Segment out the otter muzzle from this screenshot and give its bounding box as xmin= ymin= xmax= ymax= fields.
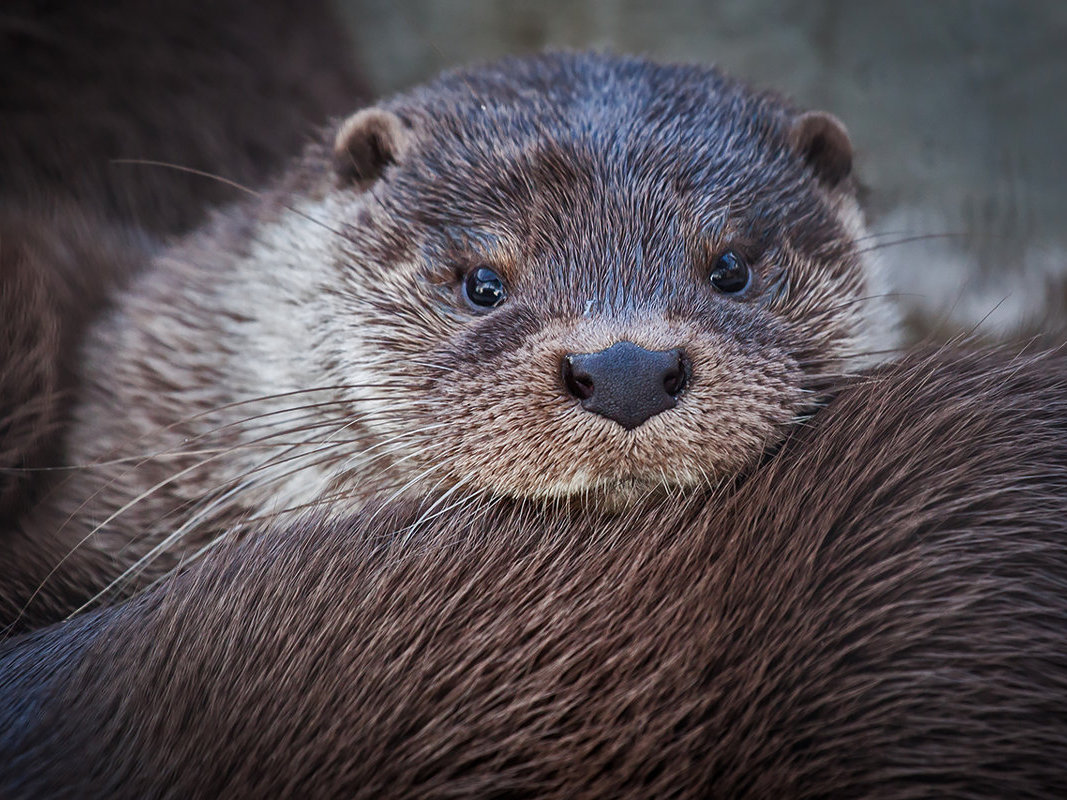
xmin=562 ymin=341 xmax=688 ymax=430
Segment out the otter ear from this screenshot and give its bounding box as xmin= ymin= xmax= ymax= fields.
xmin=789 ymin=111 xmax=853 ymax=189
xmin=333 ymin=108 xmax=411 ymax=188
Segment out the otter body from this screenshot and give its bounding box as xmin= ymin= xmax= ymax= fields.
xmin=4 ymin=53 xmax=897 ymax=629
xmin=3 ymin=348 xmax=1066 ymax=798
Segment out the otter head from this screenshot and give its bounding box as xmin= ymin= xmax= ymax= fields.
xmin=318 ymin=53 xmax=896 ymax=507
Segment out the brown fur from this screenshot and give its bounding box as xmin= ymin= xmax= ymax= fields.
xmin=0 ymin=0 xmax=367 ymax=602
xmin=0 ymin=0 xmax=368 ymax=234
xmin=0 ymin=207 xmax=145 ymax=520
xmin=2 ymin=53 xmax=898 ymax=630
xmin=2 ymin=347 xmax=1066 ymax=797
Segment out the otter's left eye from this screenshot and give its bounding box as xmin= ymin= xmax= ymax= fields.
xmin=709 ymin=251 xmax=751 ymax=294
xmin=464 ymin=266 xmax=507 ymax=309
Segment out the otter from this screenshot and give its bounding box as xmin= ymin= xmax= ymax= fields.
xmin=2 ymin=53 xmax=898 ymax=630
xmin=2 ymin=347 xmax=1065 ymax=798
xmin=0 ymin=0 xmax=367 ymax=624
xmin=0 ymin=207 xmax=142 ymax=519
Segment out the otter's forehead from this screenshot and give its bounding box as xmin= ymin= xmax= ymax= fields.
xmin=368 ymin=55 xmax=842 ymax=311
xmin=388 ymin=54 xmax=806 ymax=214
xmin=397 ymin=52 xmax=789 ymax=147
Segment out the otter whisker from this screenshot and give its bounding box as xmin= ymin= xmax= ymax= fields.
xmin=78 ymin=409 xmax=419 ymax=603
xmin=853 ymin=231 xmax=977 ymax=256
xmin=157 ymin=419 xmax=458 ymax=536
xmin=111 ymin=159 xmax=264 ymax=199
xmin=13 ymin=421 xmax=388 ymax=629
xmin=19 ymin=457 xmax=243 ymax=624
xmin=395 ymin=475 xmax=485 ymax=545
xmin=44 ymin=388 xmax=395 ymax=470
xmin=164 ymin=451 xmax=472 ymax=570
xmin=848 ymin=228 xmax=946 ymax=244
xmin=43 ymin=417 xmax=354 ymax=474
xmin=56 ymin=412 xmax=372 ymax=530
xmin=366 ymin=452 xmax=470 ymax=523
xmin=817 ymin=292 xmax=920 ymax=318
xmin=124 ymin=529 xmax=231 ymax=603
xmin=210 ymin=423 xmax=454 ymax=506
xmin=112 ymin=158 xmax=352 ymax=242
xmin=145 ymin=452 xmax=462 ymax=601
xmin=74 ymin=480 xmax=257 ymax=613
xmin=48 ymin=400 xmax=441 ymax=546
xmin=4 ymin=397 xmax=360 ymax=473
xmin=44 ymin=408 xmax=385 ymax=577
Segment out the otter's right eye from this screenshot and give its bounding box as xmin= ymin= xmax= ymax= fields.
xmin=709 ymin=250 xmax=751 ymax=294
xmin=464 ymin=267 xmax=508 ymax=309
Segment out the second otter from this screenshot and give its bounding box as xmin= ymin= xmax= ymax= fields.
xmin=6 ymin=53 xmax=897 ymax=628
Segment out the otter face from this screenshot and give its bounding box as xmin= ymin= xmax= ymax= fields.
xmin=322 ymin=53 xmax=897 ymax=505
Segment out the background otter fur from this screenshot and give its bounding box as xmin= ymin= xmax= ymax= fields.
xmin=2 ymin=347 xmax=1066 ymax=797
xmin=0 ymin=0 xmax=366 ymax=559
xmin=0 ymin=0 xmax=368 ymax=235
xmin=0 ymin=207 xmax=142 ymax=518
xmin=3 ymin=52 xmax=898 ymax=630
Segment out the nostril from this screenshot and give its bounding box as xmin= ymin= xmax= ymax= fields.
xmin=662 ymin=352 xmax=688 ymax=397
xmin=662 ymin=367 xmax=682 ymax=397
xmin=573 ymin=374 xmax=595 ymax=399
xmin=562 ymin=356 xmax=595 ymax=400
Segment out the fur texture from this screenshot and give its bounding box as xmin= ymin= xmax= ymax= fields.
xmin=2 ymin=347 xmax=1065 ymax=797
xmin=4 ymin=53 xmax=899 ymax=629
xmin=0 ymin=0 xmax=368 ymax=234
xmin=0 ymin=0 xmax=367 ymax=625
xmin=0 ymin=206 xmax=143 ymax=519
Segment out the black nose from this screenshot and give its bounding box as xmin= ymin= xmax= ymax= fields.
xmin=561 ymin=341 xmax=688 ymax=430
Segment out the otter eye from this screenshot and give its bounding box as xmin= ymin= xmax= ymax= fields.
xmin=463 ymin=266 xmax=507 ymax=309
xmin=709 ymin=251 xmax=750 ymax=294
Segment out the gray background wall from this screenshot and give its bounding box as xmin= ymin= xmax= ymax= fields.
xmin=336 ymin=0 xmax=1067 ymax=338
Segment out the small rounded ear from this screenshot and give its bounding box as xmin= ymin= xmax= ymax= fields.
xmin=789 ymin=111 xmax=853 ymax=189
xmin=333 ymin=108 xmax=411 ymax=188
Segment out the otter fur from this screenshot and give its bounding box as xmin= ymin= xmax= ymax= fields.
xmin=0 ymin=0 xmax=367 ymax=517
xmin=2 ymin=347 xmax=1065 ymax=798
xmin=0 ymin=0 xmax=366 ymax=607
xmin=0 ymin=0 xmax=368 ymax=235
xmin=0 ymin=206 xmax=144 ymax=519
xmin=3 ymin=52 xmax=898 ymax=630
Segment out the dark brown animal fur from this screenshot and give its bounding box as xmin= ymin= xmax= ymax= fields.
xmin=0 ymin=0 xmax=367 ymax=525
xmin=0 ymin=206 xmax=144 ymax=519
xmin=0 ymin=0 xmax=368 ymax=234
xmin=3 ymin=347 xmax=1066 ymax=798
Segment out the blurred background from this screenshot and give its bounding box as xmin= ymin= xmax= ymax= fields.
xmin=337 ymin=0 xmax=1067 ymax=340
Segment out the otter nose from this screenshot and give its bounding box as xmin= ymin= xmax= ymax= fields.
xmin=561 ymin=341 xmax=688 ymax=430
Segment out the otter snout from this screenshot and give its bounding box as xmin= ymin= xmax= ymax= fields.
xmin=562 ymin=341 xmax=688 ymax=430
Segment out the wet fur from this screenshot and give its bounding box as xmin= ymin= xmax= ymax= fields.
xmin=2 ymin=348 xmax=1066 ymax=797
xmin=3 ymin=53 xmax=898 ymax=629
